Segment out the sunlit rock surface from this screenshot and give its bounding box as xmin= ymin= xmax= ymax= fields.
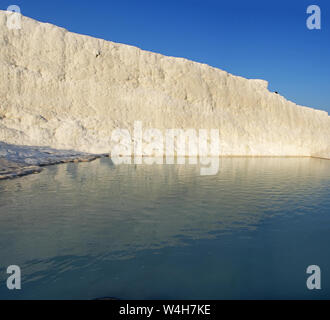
xmin=0 ymin=10 xmax=329 ymax=158
xmin=0 ymin=142 xmax=101 ymax=180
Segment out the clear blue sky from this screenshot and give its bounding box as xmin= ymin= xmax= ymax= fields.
xmin=2 ymin=0 xmax=329 ymax=113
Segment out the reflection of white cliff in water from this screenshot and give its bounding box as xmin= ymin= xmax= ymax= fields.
xmin=0 ymin=157 xmax=329 ymax=271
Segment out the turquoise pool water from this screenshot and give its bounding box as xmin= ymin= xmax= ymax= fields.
xmin=0 ymin=157 xmax=329 ymax=299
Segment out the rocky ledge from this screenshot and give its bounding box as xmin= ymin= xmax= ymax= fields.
xmin=0 ymin=142 xmax=105 ymax=180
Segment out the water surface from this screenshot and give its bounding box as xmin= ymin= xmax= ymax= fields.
xmin=0 ymin=157 xmax=329 ymax=299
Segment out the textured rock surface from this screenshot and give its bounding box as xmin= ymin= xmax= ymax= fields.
xmin=0 ymin=10 xmax=329 ymax=158
xmin=0 ymin=142 xmax=102 ymax=180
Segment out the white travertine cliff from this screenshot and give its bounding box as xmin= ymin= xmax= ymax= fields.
xmin=0 ymin=11 xmax=329 ymax=158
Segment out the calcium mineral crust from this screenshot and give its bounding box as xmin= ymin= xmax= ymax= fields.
xmin=0 ymin=10 xmax=329 ymax=159
xmin=0 ymin=142 xmax=102 ymax=180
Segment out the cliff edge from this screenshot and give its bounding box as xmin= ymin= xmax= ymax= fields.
xmin=0 ymin=10 xmax=329 ymax=158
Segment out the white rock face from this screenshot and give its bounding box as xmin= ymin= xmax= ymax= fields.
xmin=0 ymin=11 xmax=329 ymax=158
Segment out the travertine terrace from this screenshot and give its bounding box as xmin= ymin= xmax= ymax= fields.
xmin=0 ymin=10 xmax=329 ymax=159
